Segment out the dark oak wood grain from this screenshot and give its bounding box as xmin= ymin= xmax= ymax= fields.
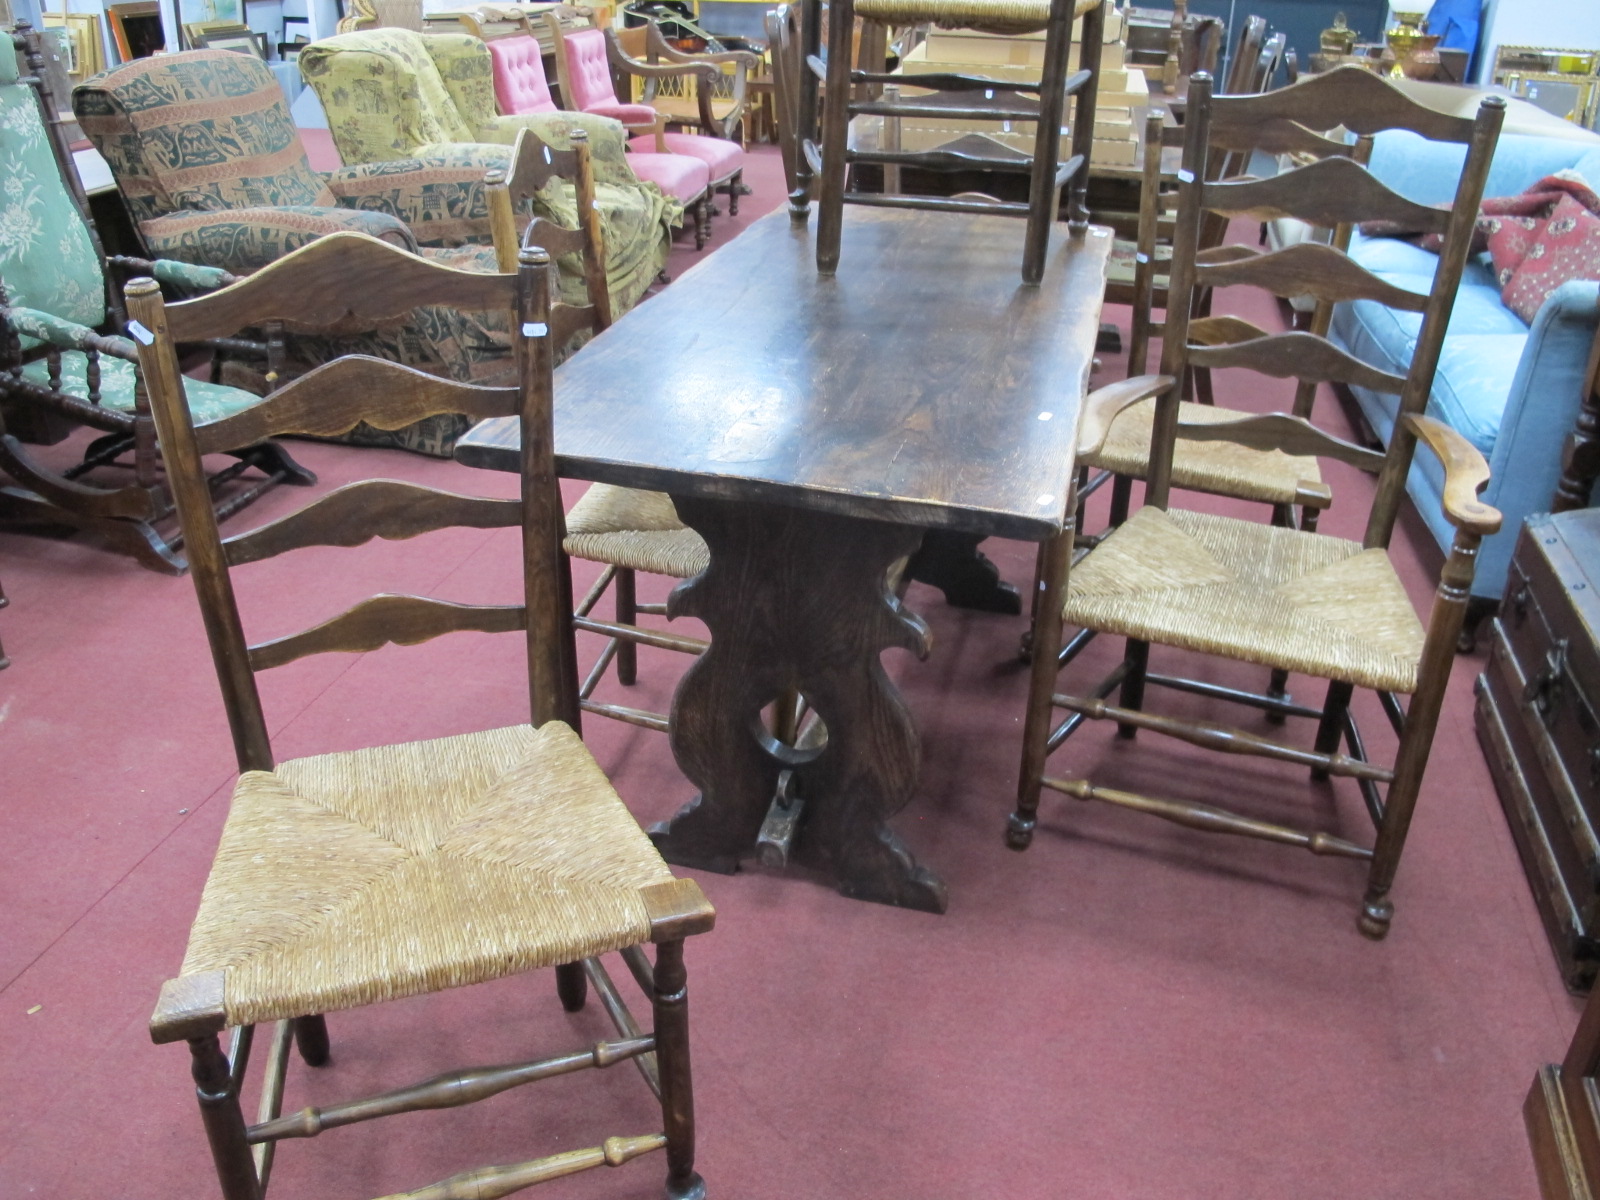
xmin=459 ymin=205 xmax=1111 ymax=910
xmin=457 ymin=207 xmax=1112 ymax=540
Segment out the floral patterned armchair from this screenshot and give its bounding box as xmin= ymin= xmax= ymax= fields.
xmin=73 ymin=49 xmax=519 ymax=452
xmin=299 ymin=29 xmax=676 ymax=310
xmin=1 ymin=28 xmax=312 ymax=572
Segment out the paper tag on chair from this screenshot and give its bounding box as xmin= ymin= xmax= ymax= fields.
xmin=126 ymin=320 xmax=154 ymax=345
xmin=522 ymin=322 xmax=549 ymax=337
xmin=1177 ymin=168 xmax=1195 ymax=183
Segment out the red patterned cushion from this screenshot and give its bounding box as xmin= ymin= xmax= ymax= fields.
xmin=1498 ymin=193 xmax=1600 ymax=323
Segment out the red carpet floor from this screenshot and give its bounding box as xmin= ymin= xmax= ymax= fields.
xmin=0 ymin=145 xmax=1580 ymax=1198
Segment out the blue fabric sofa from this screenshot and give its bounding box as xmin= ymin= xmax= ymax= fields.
xmin=1330 ymin=129 xmax=1600 ymax=617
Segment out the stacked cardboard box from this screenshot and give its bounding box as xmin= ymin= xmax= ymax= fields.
xmin=887 ymin=5 xmax=1145 ymax=168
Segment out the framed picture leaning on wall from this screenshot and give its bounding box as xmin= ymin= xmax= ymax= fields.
xmin=106 ymin=1 xmax=166 ymax=61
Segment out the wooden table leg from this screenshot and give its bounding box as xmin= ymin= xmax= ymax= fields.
xmin=905 ymin=529 xmax=1022 ymax=615
xmin=650 ymin=495 xmax=950 ymax=913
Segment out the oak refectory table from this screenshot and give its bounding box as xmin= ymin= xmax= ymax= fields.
xmin=456 ymin=206 xmax=1112 ymax=913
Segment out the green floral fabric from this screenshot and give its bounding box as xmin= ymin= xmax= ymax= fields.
xmin=0 ymin=54 xmax=107 ymax=349
xmin=4 ymin=306 xmax=124 ymax=352
xmin=300 ymin=31 xmax=673 ymax=310
xmin=20 ymin=351 xmax=262 ymax=424
xmin=148 ymin=259 xmax=233 ymax=290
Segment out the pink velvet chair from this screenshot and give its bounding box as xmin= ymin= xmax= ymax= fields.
xmin=545 ymin=17 xmax=752 ymax=230
xmin=488 ymin=34 xmax=714 ymax=248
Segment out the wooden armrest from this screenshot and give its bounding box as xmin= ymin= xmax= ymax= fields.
xmin=1403 ymin=413 xmax=1501 ymax=537
xmin=639 ymin=18 xmax=759 ymax=69
xmin=604 ymin=30 xmax=718 ymax=83
xmin=1077 ymin=374 xmax=1177 ymax=457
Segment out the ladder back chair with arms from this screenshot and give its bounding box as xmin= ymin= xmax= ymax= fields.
xmin=1094 ymin=64 xmax=1384 ymax=545
xmin=486 ymin=127 xmax=711 ymax=734
xmin=805 ymin=0 xmax=1107 ymax=282
xmin=132 ymin=233 xmax=714 ymax=1200
xmin=1011 ymin=70 xmax=1506 ymax=939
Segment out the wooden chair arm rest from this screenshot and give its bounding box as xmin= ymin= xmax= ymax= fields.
xmin=1077 ymin=374 xmax=1177 ymax=457
xmin=604 ymin=30 xmax=718 ymax=82
xmin=643 ymin=19 xmax=758 ymax=68
xmin=1403 ymin=413 xmax=1502 ymax=537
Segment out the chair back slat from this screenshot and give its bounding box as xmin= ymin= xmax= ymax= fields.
xmin=488 ymin=128 xmax=611 ymax=328
xmin=1187 ymin=331 xmax=1409 ymax=395
xmin=550 ymin=302 xmax=601 ymax=349
xmin=1187 ymin=314 xmax=1271 ymax=345
xmin=248 ymin=596 xmax=526 ymax=671
xmin=1209 ymin=64 xmax=1478 ymax=148
xmin=1175 ymin=411 xmax=1389 ymax=475
xmin=192 ymin=358 xmax=517 ymax=457
xmin=129 ymin=234 xmax=577 ymax=774
xmin=1203 ymin=157 xmax=1450 ymax=235
xmin=1245 ymin=118 xmax=1351 ymax=159
xmin=160 ymin=233 xmax=515 ymax=344
xmin=1195 ymin=244 xmax=1429 ymax=313
xmin=223 ymin=481 xmax=521 ymax=566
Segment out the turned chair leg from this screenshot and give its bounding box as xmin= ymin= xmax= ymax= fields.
xmin=615 ymin=567 xmax=639 ymax=686
xmin=653 ymin=940 xmax=704 ymax=1200
xmin=1116 ymin=639 xmax=1149 ymax=739
xmin=814 ymin=0 xmax=854 ymax=273
xmin=188 ymin=1034 xmax=261 ymax=1200
xmin=1310 ymin=680 xmax=1353 ymax=781
xmin=728 ymin=170 xmax=742 ymax=216
xmin=292 ymin=1014 xmax=330 ymax=1066
xmin=0 ymin=578 xmax=9 ymax=670
xmin=555 ymin=961 xmax=588 ymax=1012
xmin=1010 ymin=526 xmax=1074 ymax=850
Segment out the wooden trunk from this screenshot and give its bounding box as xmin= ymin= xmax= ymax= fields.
xmin=1476 ymin=509 xmax=1600 ymax=993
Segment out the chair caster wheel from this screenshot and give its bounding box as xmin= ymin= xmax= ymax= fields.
xmin=1358 ymin=897 xmax=1393 ymax=940
xmin=1005 ymin=813 xmax=1035 ymax=850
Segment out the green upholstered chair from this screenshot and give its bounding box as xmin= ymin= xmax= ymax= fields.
xmin=0 ymin=27 xmax=312 ymax=573
xmin=300 ymin=29 xmax=676 ymax=311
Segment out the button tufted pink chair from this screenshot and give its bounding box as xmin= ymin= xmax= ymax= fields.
xmin=546 ymin=16 xmax=754 ymax=233
xmin=489 ymin=33 xmax=714 ymax=247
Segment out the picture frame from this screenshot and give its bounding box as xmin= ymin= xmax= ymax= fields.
xmin=106 ymin=1 xmax=167 ymax=62
xmin=194 ymin=27 xmax=271 ymax=58
xmin=185 ymin=18 xmax=249 ymax=45
xmin=179 ymin=0 xmax=245 ymax=29
xmin=40 ymin=13 xmax=106 ymax=80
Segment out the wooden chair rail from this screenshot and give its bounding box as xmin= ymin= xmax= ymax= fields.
xmin=248 ymin=1034 xmax=657 ymax=1143
xmin=160 ymin=233 xmax=515 ymax=345
xmin=1204 ymin=157 xmax=1452 ymax=235
xmin=1185 ymin=332 xmax=1410 ymax=395
xmin=224 ymin=482 xmax=521 ymax=566
xmin=192 ymin=357 xmax=518 ymax=458
xmin=247 ymin=595 xmax=526 ymax=672
xmin=1194 ymin=243 xmax=1430 ymax=312
xmin=1207 ymin=64 xmax=1480 ymax=146
xmin=1174 ymin=412 xmax=1389 ymax=474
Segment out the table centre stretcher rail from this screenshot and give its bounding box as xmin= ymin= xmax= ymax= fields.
xmin=458 ymin=206 xmax=1112 ymax=911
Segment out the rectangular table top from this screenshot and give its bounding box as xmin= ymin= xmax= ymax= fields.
xmin=455 ymin=205 xmax=1112 ymax=541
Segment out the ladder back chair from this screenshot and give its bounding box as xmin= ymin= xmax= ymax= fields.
xmin=804 ymin=0 xmax=1107 ymax=282
xmin=488 ymin=127 xmax=711 ymax=736
xmin=132 ymin=232 xmax=714 ymax=1200
xmin=1011 ymin=70 xmax=1507 ymax=940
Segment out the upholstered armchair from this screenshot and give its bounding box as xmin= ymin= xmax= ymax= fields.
xmin=299 ymin=29 xmax=676 ymax=308
xmin=72 ymin=50 xmax=504 ymax=271
xmin=71 ymin=47 xmax=529 ymax=455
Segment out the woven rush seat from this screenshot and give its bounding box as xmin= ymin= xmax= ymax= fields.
xmin=1083 ymin=398 xmax=1331 ymax=507
xmin=565 ymin=484 xmax=710 ymax=579
xmin=178 ymin=721 xmax=674 ymax=1029
xmin=1064 ymin=506 xmax=1423 ymax=693
xmin=854 ymin=0 xmax=1097 ymax=34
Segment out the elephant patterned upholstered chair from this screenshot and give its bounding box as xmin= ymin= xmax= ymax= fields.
xmin=300 ymin=29 xmax=679 ymax=307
